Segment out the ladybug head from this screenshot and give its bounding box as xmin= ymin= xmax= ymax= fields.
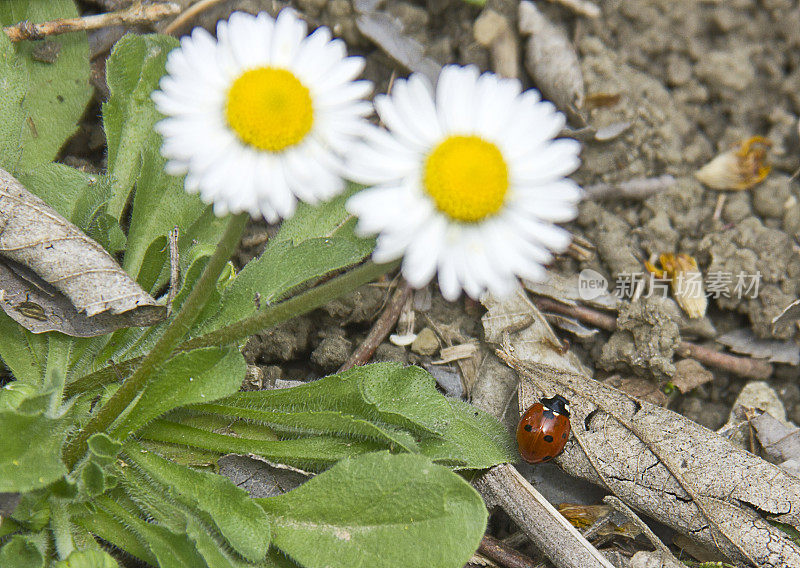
xmin=541 ymin=394 xmax=570 ymax=417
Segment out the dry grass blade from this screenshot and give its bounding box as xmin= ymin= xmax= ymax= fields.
xmin=0 ymin=168 xmax=164 ymax=336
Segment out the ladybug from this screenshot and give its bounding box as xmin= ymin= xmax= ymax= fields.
xmin=516 ymin=394 xmax=571 ymax=464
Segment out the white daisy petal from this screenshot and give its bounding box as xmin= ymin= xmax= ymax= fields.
xmin=348 ymin=64 xmax=582 ymax=300
xmin=153 ymin=9 xmax=371 ymax=222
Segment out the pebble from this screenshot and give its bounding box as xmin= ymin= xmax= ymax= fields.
xmin=411 ymin=327 xmax=440 ymax=356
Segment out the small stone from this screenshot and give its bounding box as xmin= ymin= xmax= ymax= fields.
xmin=373 ymin=343 xmax=408 ymax=364
xmin=695 ymin=50 xmax=755 ymax=92
xmin=730 ymin=381 xmax=786 ymax=422
xmin=311 ymin=335 xmax=353 ymax=371
xmin=242 ymin=366 xmax=263 ymax=391
xmin=411 ymin=327 xmax=439 ymax=356
xmin=261 ymin=365 xmax=284 ymax=388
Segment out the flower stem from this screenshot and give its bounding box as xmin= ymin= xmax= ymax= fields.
xmin=63 ymin=259 xmax=399 ymax=398
xmin=180 ymin=259 xmax=400 ymax=351
xmin=63 ymin=213 xmax=249 ymax=468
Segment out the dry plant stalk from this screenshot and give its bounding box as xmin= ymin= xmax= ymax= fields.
xmin=484 ymin=291 xmax=800 ymax=567
xmin=474 ymin=464 xmax=615 ymax=568
xmin=0 ymin=168 xmax=164 ymax=336
xmin=3 ymin=2 xmax=180 ymax=42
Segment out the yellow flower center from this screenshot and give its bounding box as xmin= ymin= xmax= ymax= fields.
xmin=423 ymin=135 xmax=509 ymax=223
xmin=225 ymin=67 xmax=313 ymax=152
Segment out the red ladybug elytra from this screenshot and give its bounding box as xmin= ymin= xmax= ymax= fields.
xmin=516 ymin=394 xmax=571 ymax=464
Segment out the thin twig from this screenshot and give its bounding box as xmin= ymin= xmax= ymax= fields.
xmin=583 ymin=175 xmax=676 ymax=201
xmin=478 ymin=534 xmax=542 ymax=568
xmin=164 ymin=0 xmax=228 ymax=35
xmin=530 ymin=295 xmax=773 ymax=379
xmin=3 ymin=2 xmax=180 ymax=42
xmin=338 ymin=280 xmax=412 ymax=372
xmin=166 ymin=227 xmax=180 ymax=317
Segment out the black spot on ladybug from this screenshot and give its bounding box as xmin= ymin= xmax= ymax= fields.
xmin=524 ymin=424 xmax=533 ymax=432
xmin=542 ymin=408 xmax=555 ymax=419
xmin=542 ymin=456 xmax=552 ymax=461
xmin=562 ymin=433 xmax=567 ymax=439
xmin=543 ymin=435 xmax=554 ymax=443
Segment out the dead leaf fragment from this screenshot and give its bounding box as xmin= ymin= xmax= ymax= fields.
xmin=0 ymin=168 xmax=164 ymax=336
xmin=747 ymin=409 xmax=800 ymax=466
xmin=671 ymin=359 xmax=714 ymax=394
xmin=354 ymin=6 xmax=441 ymax=85
xmin=717 ymin=328 xmax=799 ymax=365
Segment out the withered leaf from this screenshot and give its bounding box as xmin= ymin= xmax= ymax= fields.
xmin=519 ymin=0 xmax=585 ymax=123
xmin=484 ymin=292 xmax=800 ymax=568
xmin=0 ymin=168 xmax=164 ymax=336
xmin=717 ymin=328 xmax=799 ymax=365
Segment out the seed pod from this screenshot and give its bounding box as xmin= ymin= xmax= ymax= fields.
xmin=695 ymin=136 xmax=771 ymax=190
xmin=645 ymin=253 xmax=707 ymax=319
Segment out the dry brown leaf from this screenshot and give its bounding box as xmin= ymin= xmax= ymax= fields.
xmin=602 ymin=375 xmax=668 ymax=406
xmin=0 ymin=168 xmax=164 ymax=336
xmin=671 ymin=359 xmax=714 ymax=394
xmin=747 ymin=409 xmax=800 ymax=466
xmin=519 ymin=0 xmax=585 ymax=123
xmin=717 ymin=328 xmax=799 ymax=365
xmin=484 ymin=291 xmax=800 ymax=567
xmin=353 ymin=0 xmax=441 ymax=85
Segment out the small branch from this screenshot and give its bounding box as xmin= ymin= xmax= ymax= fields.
xmin=338 ymin=280 xmax=412 ymax=372
xmin=530 ymin=295 xmax=773 ymax=379
xmin=478 ymin=534 xmax=543 ymax=568
xmin=474 ymin=464 xmax=615 ymax=568
xmin=3 ymin=2 xmax=180 ymax=42
xmin=583 ymin=175 xmax=676 ymax=201
xmin=164 ymin=0 xmax=228 ymax=35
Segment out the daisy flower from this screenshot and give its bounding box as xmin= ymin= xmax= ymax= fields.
xmin=346 ymin=65 xmax=582 ymax=301
xmin=152 ymin=10 xmax=372 ymax=221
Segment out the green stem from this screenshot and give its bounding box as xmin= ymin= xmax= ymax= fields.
xmin=180 ymin=259 xmax=399 ymax=351
xmin=63 ymin=213 xmax=249 ymax=468
xmin=63 ymin=259 xmax=399 ymax=398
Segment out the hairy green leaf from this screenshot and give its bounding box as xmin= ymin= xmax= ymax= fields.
xmin=16 ymin=163 xmax=105 ymax=226
xmin=419 ymin=399 xmax=517 ymax=469
xmin=198 ymin=185 xmax=373 ymax=335
xmin=192 ymin=403 xmax=419 ymax=453
xmin=73 ymin=501 xmax=157 ymax=566
xmin=0 ymin=406 xmax=70 ymax=492
xmin=103 ymin=33 xmax=177 ymax=220
xmin=123 ymin=143 xmax=209 ymax=286
xmin=111 ymin=347 xmax=245 ymax=437
xmin=0 ymin=534 xmax=45 ymax=568
xmin=0 ymin=0 xmax=91 ymax=171
xmin=139 ymin=419 xmax=386 ymax=470
xmin=258 ymin=452 xmax=487 ymax=568
xmin=55 ymin=549 xmax=119 ymax=568
xmin=0 ymin=313 xmax=44 ymax=383
xmin=123 ymin=440 xmax=270 ymax=562
xmin=220 ymin=363 xmax=451 ymax=437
